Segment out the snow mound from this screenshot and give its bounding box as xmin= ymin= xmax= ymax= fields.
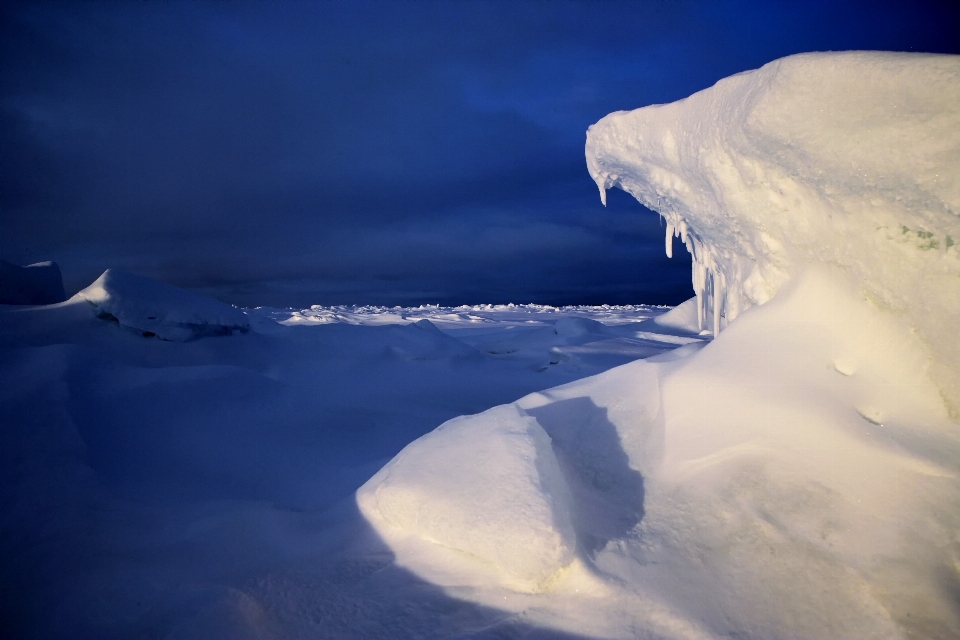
xmin=357 ymin=403 xmax=577 ymax=591
xmin=586 ymin=51 xmax=960 ymax=410
xmin=553 ymin=316 xmax=606 ymax=337
xmin=0 ymin=260 xmax=67 ymax=305
xmin=651 ymin=296 xmax=700 ymax=333
xmin=75 ymin=269 xmax=249 ymax=341
xmin=359 ymin=267 xmax=960 ymax=637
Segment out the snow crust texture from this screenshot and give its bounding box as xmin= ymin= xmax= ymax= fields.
xmin=76 ymin=269 xmax=250 ymax=341
xmin=586 ymin=51 xmax=960 ymax=410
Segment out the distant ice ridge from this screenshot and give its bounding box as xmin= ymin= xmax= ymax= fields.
xmin=586 ymin=51 xmax=960 ymax=410
xmin=254 ymin=302 xmax=667 ymax=327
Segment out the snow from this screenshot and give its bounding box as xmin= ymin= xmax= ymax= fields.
xmin=0 ymin=272 xmax=694 ymax=638
xmin=0 ymin=259 xmax=66 ymax=305
xmin=358 ymin=403 xmax=577 ymax=591
xmin=587 ymin=51 xmax=960 ymax=411
xmin=359 ymin=266 xmax=960 ymax=638
xmin=75 ymin=268 xmax=250 ymax=341
xmin=3 ymin=51 xmax=960 ymax=639
xmin=354 ymin=51 xmax=960 ymax=637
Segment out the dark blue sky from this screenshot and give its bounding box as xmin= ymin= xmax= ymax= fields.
xmin=2 ymin=1 xmax=958 ymax=306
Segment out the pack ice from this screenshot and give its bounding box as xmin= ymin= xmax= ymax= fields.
xmin=358 ymin=52 xmax=960 ymax=638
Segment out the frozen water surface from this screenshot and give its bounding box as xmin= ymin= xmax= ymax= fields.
xmin=0 ymin=277 xmax=695 ymax=638
xmin=3 ymin=51 xmax=960 ymax=639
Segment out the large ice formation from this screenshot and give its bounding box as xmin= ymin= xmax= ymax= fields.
xmin=75 ymin=269 xmax=249 ymax=341
xmin=357 ymin=52 xmax=960 ymax=638
xmin=587 ymin=51 xmax=960 ymax=410
xmin=0 ymin=260 xmax=67 ymax=305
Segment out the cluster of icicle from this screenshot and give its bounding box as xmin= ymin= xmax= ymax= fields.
xmin=666 ymin=214 xmax=723 ymax=336
xmin=596 ymin=173 xmax=741 ymax=336
xmin=653 ymin=199 xmax=735 ymax=337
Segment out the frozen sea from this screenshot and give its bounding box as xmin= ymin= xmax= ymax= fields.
xmin=0 ymin=289 xmax=701 ymax=639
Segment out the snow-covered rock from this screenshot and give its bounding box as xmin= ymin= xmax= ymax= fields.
xmin=0 ymin=260 xmax=67 ymax=305
xmin=74 ymin=269 xmax=249 ymax=341
xmin=587 ymin=51 xmax=960 ymax=411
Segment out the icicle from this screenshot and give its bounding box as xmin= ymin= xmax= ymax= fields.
xmin=694 ymin=260 xmax=705 ymax=331
xmin=598 ymin=184 xmax=607 ymax=206
xmin=713 ymin=271 xmax=724 ymax=336
xmin=665 ymin=221 xmax=675 ymax=258
xmin=679 ymin=219 xmax=688 ymax=245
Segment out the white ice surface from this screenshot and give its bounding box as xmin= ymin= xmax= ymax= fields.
xmin=587 ymin=51 xmax=960 ymax=411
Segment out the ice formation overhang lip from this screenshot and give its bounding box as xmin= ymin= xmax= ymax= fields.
xmin=586 ymin=50 xmax=960 ymax=413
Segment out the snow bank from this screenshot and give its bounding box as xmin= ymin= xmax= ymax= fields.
xmin=75 ymin=269 xmax=249 ymax=341
xmin=586 ymin=51 xmax=960 ymax=410
xmin=0 ymin=260 xmax=66 ymax=305
xmin=359 ymin=266 xmax=960 ymax=638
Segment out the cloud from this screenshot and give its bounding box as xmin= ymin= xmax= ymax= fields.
xmin=2 ymin=0 xmax=957 ymax=305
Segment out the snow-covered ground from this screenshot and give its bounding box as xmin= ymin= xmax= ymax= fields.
xmin=360 ymin=51 xmax=959 ymax=638
xmin=0 ymin=276 xmax=697 ymax=639
xmin=3 ymin=51 xmax=959 ymax=639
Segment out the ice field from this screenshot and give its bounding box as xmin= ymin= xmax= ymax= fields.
xmin=2 ymin=51 xmax=959 ymax=638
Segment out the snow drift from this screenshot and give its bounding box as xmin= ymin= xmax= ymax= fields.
xmin=587 ymin=51 xmax=960 ymax=411
xmin=75 ymin=269 xmax=250 ymax=341
xmin=358 ymin=52 xmax=960 ymax=638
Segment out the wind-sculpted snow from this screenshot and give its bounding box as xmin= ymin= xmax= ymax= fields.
xmin=358 ymin=404 xmax=578 ymax=591
xmin=356 ymin=52 xmax=960 ymax=638
xmin=587 ymin=51 xmax=960 ymax=410
xmin=76 ymin=269 xmax=250 ymax=341
xmin=358 ymin=267 xmax=960 ymax=638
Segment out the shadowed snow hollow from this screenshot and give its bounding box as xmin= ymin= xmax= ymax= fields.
xmin=587 ymin=51 xmax=960 ymax=411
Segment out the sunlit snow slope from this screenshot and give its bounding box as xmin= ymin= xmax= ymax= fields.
xmin=587 ymin=51 xmax=960 ymax=412
xmin=358 ymin=52 xmax=960 ymax=639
